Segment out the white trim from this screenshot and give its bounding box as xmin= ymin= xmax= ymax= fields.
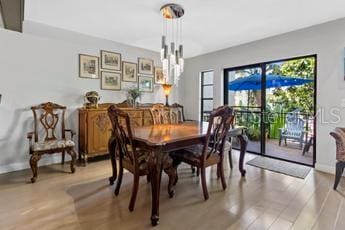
xmin=0 ymin=155 xmax=69 ymax=174
xmin=315 ymin=163 xmax=335 ymax=175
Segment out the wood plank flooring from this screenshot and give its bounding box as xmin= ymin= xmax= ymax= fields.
xmin=0 ymin=152 xmax=344 ymax=230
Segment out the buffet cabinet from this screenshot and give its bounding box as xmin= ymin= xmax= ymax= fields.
xmin=78 ymin=105 xmax=154 ymax=162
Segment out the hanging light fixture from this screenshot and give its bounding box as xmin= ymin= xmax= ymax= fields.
xmin=160 ymin=3 xmax=184 ymax=86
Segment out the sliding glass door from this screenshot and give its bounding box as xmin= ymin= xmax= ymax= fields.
xmin=224 ymin=55 xmax=316 ymax=166
xmin=225 ymin=65 xmax=264 ymax=154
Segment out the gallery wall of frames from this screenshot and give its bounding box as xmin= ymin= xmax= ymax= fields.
xmin=79 ymin=50 xmax=165 ymax=93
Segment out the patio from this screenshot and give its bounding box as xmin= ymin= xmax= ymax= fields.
xmin=233 ymin=138 xmax=314 ymax=166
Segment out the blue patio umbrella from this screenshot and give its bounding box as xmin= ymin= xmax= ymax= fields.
xmin=228 ymin=73 xmax=313 ymax=91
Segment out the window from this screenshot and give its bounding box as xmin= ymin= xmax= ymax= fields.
xmin=200 ymin=71 xmax=214 ymax=121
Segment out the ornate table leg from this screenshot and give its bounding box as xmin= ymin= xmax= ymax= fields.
xmin=108 ymin=137 xmax=117 ymax=185
xmin=148 ymin=148 xmax=163 ymax=226
xmin=238 ymin=133 xmax=248 ymax=177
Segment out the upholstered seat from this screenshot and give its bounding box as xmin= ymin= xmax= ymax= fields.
xmin=172 ymin=145 xmax=218 ymax=165
xmin=32 ymin=139 xmax=75 ymax=152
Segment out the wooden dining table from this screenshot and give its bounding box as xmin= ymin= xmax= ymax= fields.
xmin=108 ymin=121 xmax=248 ymax=226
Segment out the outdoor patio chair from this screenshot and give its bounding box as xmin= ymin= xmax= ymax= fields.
xmin=279 ymin=110 xmax=306 ymax=149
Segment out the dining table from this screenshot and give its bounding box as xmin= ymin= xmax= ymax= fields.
xmin=108 ymin=121 xmax=248 ymax=226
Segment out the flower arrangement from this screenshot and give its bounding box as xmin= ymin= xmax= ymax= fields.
xmin=126 ymin=88 xmax=141 ymax=107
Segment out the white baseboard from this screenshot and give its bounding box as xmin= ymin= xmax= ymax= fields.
xmin=314 ymin=163 xmax=335 ymax=175
xmin=0 ymin=155 xmax=69 ymax=174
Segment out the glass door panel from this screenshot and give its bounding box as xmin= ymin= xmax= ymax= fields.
xmin=227 ymin=66 xmax=263 ymax=154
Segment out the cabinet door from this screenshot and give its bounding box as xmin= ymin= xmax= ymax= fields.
xmin=87 ymin=111 xmax=112 ymax=155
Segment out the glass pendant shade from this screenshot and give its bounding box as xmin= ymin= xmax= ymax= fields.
xmin=160 ymin=3 xmax=184 ymax=86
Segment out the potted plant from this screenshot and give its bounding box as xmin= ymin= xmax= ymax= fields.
xmin=127 ymin=88 xmax=141 ymax=107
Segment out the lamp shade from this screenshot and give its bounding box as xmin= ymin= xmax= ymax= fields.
xmin=162 ymin=84 xmax=173 ymax=95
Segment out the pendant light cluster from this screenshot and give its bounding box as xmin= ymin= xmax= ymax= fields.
xmin=160 ymin=4 xmax=185 ymax=86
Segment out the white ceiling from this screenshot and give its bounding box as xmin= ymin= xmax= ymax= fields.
xmin=25 ymin=0 xmax=345 ymax=58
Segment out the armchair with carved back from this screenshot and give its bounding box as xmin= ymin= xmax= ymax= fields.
xmin=171 ymin=105 xmax=235 ymax=200
xmin=27 ymin=102 xmax=77 ymax=183
xmin=108 ymin=105 xmax=176 ymax=211
xmin=330 ymin=127 xmax=345 ymax=190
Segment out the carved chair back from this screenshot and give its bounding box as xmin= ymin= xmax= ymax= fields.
xmin=171 ymin=103 xmax=185 ymax=122
xmin=150 ymin=104 xmax=170 ymax=125
xmin=330 ymin=127 xmax=345 ymax=162
xmin=31 ymin=102 xmax=66 ymax=142
xmin=170 ymin=103 xmax=184 ymax=124
xmin=202 ymin=106 xmax=235 ymax=161
xmin=108 ymin=105 xmax=137 ymax=166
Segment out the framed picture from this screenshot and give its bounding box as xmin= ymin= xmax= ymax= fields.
xmin=122 ymin=61 xmax=138 ymax=82
xmin=79 ymin=54 xmax=99 ymax=79
xmin=101 ymin=71 xmax=121 ymax=90
xmin=100 ymin=50 xmax=121 ymax=71
xmin=138 ymin=76 xmax=154 ymax=92
xmin=154 ymin=67 xmax=165 ymax=84
xmin=138 ymin=57 xmax=154 ymax=75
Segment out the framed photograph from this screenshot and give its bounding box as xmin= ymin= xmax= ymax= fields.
xmin=138 ymin=76 xmax=154 ymax=92
xmin=100 ymin=50 xmax=121 ymax=71
xmin=154 ymin=67 xmax=165 ymax=84
xmin=122 ymin=61 xmax=138 ymax=82
xmin=138 ymin=57 xmax=154 ymax=75
xmin=101 ymin=71 xmax=121 ymax=90
xmin=79 ymin=54 xmax=99 ymax=78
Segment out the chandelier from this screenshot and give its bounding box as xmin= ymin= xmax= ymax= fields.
xmin=160 ymin=3 xmax=184 ymax=86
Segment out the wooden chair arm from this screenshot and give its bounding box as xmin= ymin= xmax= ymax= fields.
xmin=64 ymin=129 xmax=76 ymax=139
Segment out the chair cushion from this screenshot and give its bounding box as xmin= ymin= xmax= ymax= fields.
xmin=171 ymin=144 xmax=217 ymax=165
xmin=32 ymin=139 xmax=75 ymax=151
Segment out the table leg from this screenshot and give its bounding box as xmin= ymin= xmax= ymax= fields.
xmin=108 ymin=137 xmax=117 ymax=185
xmin=148 ymin=148 xmax=163 ymax=226
xmin=238 ymin=134 xmax=248 ymax=177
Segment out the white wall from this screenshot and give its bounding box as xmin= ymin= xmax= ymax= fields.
xmin=0 ymin=21 xmax=177 ymax=173
xmin=179 ymin=18 xmax=345 ymax=174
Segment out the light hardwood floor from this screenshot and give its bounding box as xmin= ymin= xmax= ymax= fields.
xmin=0 ymin=152 xmax=344 ymax=230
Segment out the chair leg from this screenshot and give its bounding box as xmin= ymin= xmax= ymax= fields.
xmin=146 ymin=174 xmax=151 ymax=183
xmin=279 ymin=136 xmax=282 ymax=146
xmin=164 ymin=166 xmax=177 ymax=198
xmin=200 ymin=167 xmax=209 ymax=200
xmin=30 ymin=153 xmax=41 ymax=183
xmin=67 ymin=149 xmax=76 ymax=173
xmin=61 ymin=150 xmax=65 ymax=165
xmin=228 ymin=149 xmax=233 ymax=169
xmin=334 ymin=161 xmax=345 ymax=190
xmin=217 ymin=165 xmax=220 ymax=179
xmin=129 ymin=174 xmax=140 ymax=212
xmin=284 ymin=138 xmax=287 ymax=146
xmin=115 ymin=162 xmax=123 ymax=196
xmin=218 ymin=162 xmax=227 ymax=190
xmin=191 ymin=166 xmax=196 ymax=173
xmin=196 ymin=168 xmax=200 ymax=176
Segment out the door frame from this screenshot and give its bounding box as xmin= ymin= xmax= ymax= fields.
xmin=223 ymin=54 xmax=317 ymax=167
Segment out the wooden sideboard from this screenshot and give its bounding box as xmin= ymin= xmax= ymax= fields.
xmin=78 ymin=104 xmax=154 ymax=163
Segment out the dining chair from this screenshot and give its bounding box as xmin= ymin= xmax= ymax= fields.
xmin=170 ymin=103 xmax=185 ymax=123
xmin=27 ymin=102 xmax=77 ymax=183
xmin=108 ymin=105 xmax=176 ymax=211
xmin=150 ymin=104 xmax=171 ymax=125
xmin=171 ymin=105 xmax=235 ymax=200
xmin=330 ymin=127 xmax=345 ymax=190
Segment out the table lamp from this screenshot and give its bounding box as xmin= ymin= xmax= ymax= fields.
xmin=162 ymin=84 xmax=172 ymax=106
